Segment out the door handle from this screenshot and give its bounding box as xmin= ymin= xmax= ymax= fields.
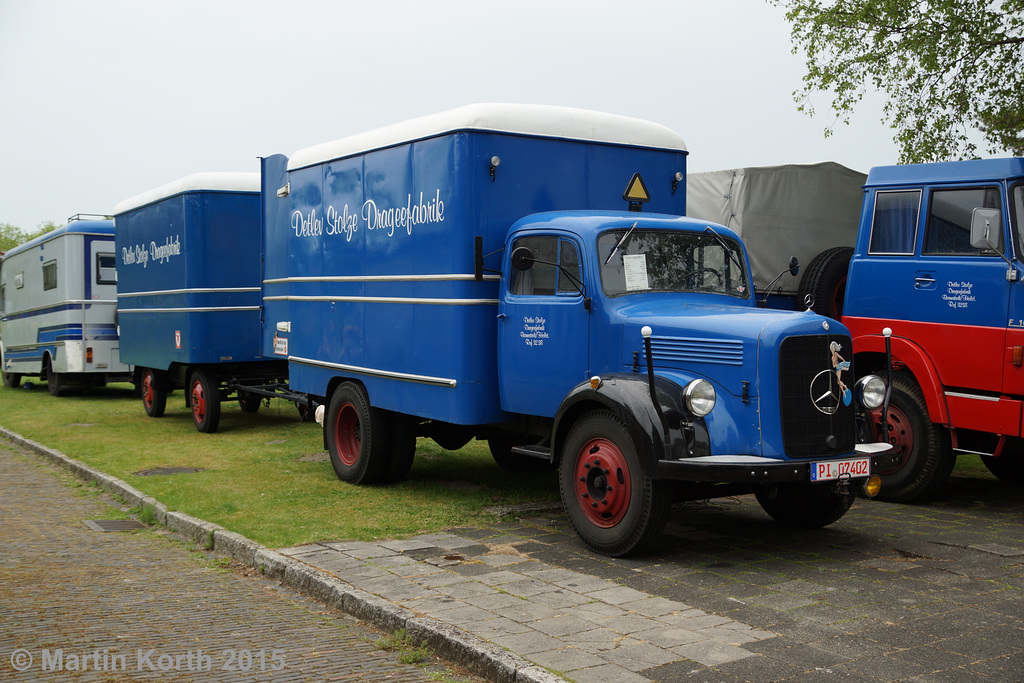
xmin=914 ymin=276 xmax=936 ymax=288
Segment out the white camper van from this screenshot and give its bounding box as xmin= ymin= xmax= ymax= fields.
xmin=0 ymin=216 xmax=132 ymax=394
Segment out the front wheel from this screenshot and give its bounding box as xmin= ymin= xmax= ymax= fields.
xmin=873 ymin=372 xmax=954 ymax=502
xmin=189 ymin=369 xmax=221 ymax=433
xmin=2 ymin=371 xmax=21 ymax=388
xmin=325 ymin=382 xmax=388 ymax=484
xmin=141 ymin=368 xmax=167 ymax=418
xmin=45 ymin=357 xmax=66 ymax=397
xmin=755 ymin=484 xmax=855 ymax=527
xmin=559 ymin=410 xmax=670 ymax=557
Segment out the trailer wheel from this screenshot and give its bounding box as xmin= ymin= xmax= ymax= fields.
xmin=2 ymin=371 xmax=21 ymax=389
xmin=141 ymin=368 xmax=167 ymax=418
xmin=873 ymin=372 xmax=954 ymax=502
xmin=559 ymin=410 xmax=670 ymax=557
xmin=238 ymin=390 xmax=262 ymax=413
xmin=755 ymin=484 xmax=855 ymax=527
xmin=980 ymin=454 xmax=1024 ymax=486
xmin=489 ymin=435 xmax=557 ymax=471
xmin=798 ymin=246 xmax=853 ymax=319
xmin=189 ymin=369 xmax=221 ymax=433
xmin=326 ymin=382 xmax=388 ymax=485
xmin=45 ymin=357 xmax=67 ymax=397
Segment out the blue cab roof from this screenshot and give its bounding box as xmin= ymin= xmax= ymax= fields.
xmin=866 ymin=157 xmax=1024 ymax=187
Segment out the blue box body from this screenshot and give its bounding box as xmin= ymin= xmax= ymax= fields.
xmin=263 ymin=126 xmax=687 ymax=425
xmin=115 ymin=187 xmax=262 ymax=371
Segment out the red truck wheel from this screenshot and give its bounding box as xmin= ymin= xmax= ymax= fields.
xmin=141 ymin=368 xmax=167 ymax=418
xmin=326 ymin=383 xmax=388 ymax=485
xmin=799 ymin=246 xmax=853 ymax=319
xmin=874 ymin=372 xmax=953 ymax=502
xmin=559 ymin=411 xmax=670 ymax=557
xmin=189 ymin=369 xmax=221 ymax=433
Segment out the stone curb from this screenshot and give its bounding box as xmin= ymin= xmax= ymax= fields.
xmin=0 ymin=426 xmax=560 ymax=682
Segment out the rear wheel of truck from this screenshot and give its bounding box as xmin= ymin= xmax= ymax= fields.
xmin=980 ymin=454 xmax=1024 ymax=486
xmin=189 ymin=368 xmax=221 ymax=433
xmin=45 ymin=357 xmax=67 ymax=397
xmin=874 ymin=372 xmax=954 ymax=502
xmin=326 ymin=382 xmax=388 ymax=485
xmin=755 ymin=484 xmax=855 ymax=527
xmin=489 ymin=435 xmax=557 ymax=471
xmin=798 ymin=246 xmax=853 ymax=319
xmin=2 ymin=371 xmax=21 ymax=388
xmin=141 ymin=368 xmax=167 ymax=417
xmin=559 ymin=410 xmax=670 ymax=557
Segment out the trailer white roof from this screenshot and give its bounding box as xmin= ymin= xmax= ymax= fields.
xmin=113 ymin=172 xmax=261 ymax=215
xmin=287 ymin=103 xmax=688 ymax=171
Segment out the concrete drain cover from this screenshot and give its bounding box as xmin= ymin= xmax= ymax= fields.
xmin=84 ymin=520 xmax=148 ymax=532
xmin=134 ymin=467 xmax=205 ymax=476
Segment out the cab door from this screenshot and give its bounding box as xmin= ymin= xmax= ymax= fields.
xmin=498 ymin=233 xmax=589 ymax=417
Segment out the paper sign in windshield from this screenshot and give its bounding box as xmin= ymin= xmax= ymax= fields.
xmin=623 ymin=254 xmax=649 ymax=291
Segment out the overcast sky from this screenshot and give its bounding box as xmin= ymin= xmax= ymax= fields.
xmin=0 ymin=0 xmax=902 ymax=231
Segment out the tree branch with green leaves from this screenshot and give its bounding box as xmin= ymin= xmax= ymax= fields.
xmin=772 ymin=0 xmax=1024 ymax=163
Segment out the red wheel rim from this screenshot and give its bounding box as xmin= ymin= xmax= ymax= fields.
xmin=831 ymin=275 xmax=847 ymax=320
xmin=333 ymin=403 xmax=361 ymax=467
xmin=572 ymin=437 xmax=631 ymax=528
xmin=874 ymin=405 xmax=913 ymax=474
xmin=191 ymin=380 xmax=206 ymax=423
xmin=142 ymin=372 xmax=155 ymax=408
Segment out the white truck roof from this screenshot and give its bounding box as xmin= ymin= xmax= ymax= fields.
xmin=287 ymin=103 xmax=688 ymax=171
xmin=113 ymin=172 xmax=260 ymax=215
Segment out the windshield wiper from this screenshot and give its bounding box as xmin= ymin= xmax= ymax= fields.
xmin=703 ymin=225 xmax=745 ymax=274
xmin=604 ymin=222 xmax=638 ymax=265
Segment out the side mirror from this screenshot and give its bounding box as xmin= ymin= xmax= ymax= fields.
xmin=789 ymin=256 xmax=800 ymax=277
xmin=971 ymin=208 xmax=1003 ymax=252
xmin=510 ymin=246 xmax=535 ymax=271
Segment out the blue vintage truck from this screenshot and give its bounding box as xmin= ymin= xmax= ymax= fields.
xmin=261 ymin=104 xmax=895 ymax=556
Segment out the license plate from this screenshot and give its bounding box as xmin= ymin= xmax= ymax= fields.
xmin=810 ymin=457 xmax=871 ymax=482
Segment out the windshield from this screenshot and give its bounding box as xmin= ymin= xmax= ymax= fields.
xmin=598 ymin=228 xmax=749 ymax=298
xmin=1014 ymin=184 xmax=1024 ymax=258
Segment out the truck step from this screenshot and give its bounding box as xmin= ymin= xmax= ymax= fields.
xmin=510 ymin=444 xmax=552 ymax=460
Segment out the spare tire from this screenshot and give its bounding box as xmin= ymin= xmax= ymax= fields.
xmin=798 ymin=246 xmax=854 ymax=320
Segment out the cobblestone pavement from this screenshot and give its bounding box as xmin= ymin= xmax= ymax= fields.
xmin=0 ymin=442 xmax=484 ymax=683
xmin=2 ymin=427 xmax=1022 ymax=683
xmin=279 ymin=475 xmax=1024 ymax=683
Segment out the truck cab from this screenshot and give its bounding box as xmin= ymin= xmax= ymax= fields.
xmin=844 ymin=158 xmax=1024 ymax=499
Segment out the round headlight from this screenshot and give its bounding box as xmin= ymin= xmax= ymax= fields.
xmin=683 ymin=379 xmax=716 ymax=417
xmin=856 ymin=375 xmax=886 ymax=409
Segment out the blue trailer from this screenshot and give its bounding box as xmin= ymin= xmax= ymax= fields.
xmin=0 ymin=215 xmax=132 ymax=394
xmin=261 ymin=104 xmax=896 ymax=556
xmin=114 ymin=173 xmax=305 ymax=432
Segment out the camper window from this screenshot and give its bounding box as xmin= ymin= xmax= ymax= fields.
xmin=15 ymin=271 xmax=24 ymax=289
xmin=96 ymin=253 xmax=117 ymax=284
xmin=43 ymin=260 xmax=57 ymax=291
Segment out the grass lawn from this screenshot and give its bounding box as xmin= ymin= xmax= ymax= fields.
xmin=0 ymin=382 xmax=560 ymax=548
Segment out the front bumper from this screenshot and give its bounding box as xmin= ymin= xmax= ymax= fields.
xmin=654 ymin=442 xmax=897 ymax=484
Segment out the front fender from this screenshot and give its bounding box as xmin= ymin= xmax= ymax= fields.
xmin=552 ymin=373 xmax=710 ymax=471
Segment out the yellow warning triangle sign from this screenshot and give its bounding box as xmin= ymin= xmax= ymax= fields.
xmin=623 ymin=173 xmax=650 ymax=203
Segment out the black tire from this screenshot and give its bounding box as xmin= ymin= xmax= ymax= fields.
xmin=559 ymin=410 xmax=671 ymax=557
xmin=238 ymin=390 xmax=262 ymax=413
xmin=799 ymin=246 xmax=854 ymax=320
xmin=326 ymin=382 xmax=388 ymax=485
xmin=489 ymin=435 xmax=557 ymax=471
xmin=381 ymin=412 xmax=417 ymax=484
xmin=141 ymin=368 xmax=167 ymax=418
xmin=755 ymin=484 xmax=855 ymax=527
xmin=875 ymin=372 xmax=954 ymax=502
xmin=189 ymin=368 xmax=221 ymax=433
xmin=45 ymin=357 xmax=66 ymax=397
xmin=980 ymin=454 xmax=1024 ymax=486
xmin=2 ymin=371 xmax=21 ymax=388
